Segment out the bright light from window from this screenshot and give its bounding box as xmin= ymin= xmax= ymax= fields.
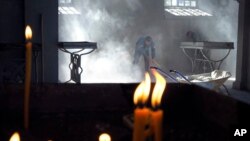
xmin=165 ymin=8 xmax=212 ymax=16
xmin=58 ymin=6 xmax=80 ymax=15
xmin=165 ymin=0 xmax=172 ymax=6
xmin=165 ymin=0 xmax=197 ymax=7
xmin=185 ymin=1 xmax=190 ymax=6
xmin=172 ymin=0 xmax=177 ymax=6
xmin=190 ymin=1 xmax=196 ymax=7
xmin=164 ymin=0 xmax=212 ymax=17
xmin=59 ymin=0 xmax=72 ymax=4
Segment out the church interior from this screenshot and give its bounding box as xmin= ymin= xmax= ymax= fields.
xmin=1 ymin=0 xmax=250 ymax=140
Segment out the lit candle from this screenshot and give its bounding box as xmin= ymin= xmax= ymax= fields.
xmin=24 ymin=25 xmax=32 ymax=130
xmin=9 ymin=132 xmax=20 ymax=141
xmin=99 ymin=133 xmax=111 ymax=141
xmin=133 ymin=72 xmax=152 ymax=141
xmin=150 ymin=69 xmax=166 ymax=141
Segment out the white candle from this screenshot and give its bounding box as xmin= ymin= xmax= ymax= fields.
xmin=99 ymin=133 xmax=111 ymax=141
xmin=24 ymin=25 xmax=32 ymax=130
xmin=9 ymin=132 xmax=20 ymax=141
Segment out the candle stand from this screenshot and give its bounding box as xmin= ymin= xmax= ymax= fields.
xmin=58 ymin=42 xmax=97 ymax=83
xmin=180 ymin=41 xmax=234 ymax=73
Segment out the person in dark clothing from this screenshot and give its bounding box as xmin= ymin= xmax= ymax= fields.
xmin=133 ymin=36 xmax=155 ymax=72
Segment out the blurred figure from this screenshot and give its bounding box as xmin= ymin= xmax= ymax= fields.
xmin=186 ymin=31 xmax=198 ymax=42
xmin=133 ymin=36 xmax=155 ymax=72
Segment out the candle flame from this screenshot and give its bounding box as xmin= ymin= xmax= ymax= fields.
xmin=99 ymin=133 xmax=111 ymax=141
xmin=9 ymin=132 xmax=20 ymax=141
xmin=151 ymin=69 xmax=166 ymax=108
xmin=25 ymin=25 xmax=32 ymax=40
xmin=133 ymin=72 xmax=151 ymax=105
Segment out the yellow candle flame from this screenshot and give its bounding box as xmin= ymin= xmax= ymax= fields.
xmin=151 ymin=69 xmax=166 ymax=108
xmin=25 ymin=25 xmax=32 ymax=40
xmin=133 ymin=72 xmax=151 ymax=105
xmin=99 ymin=133 xmax=111 ymax=141
xmin=9 ymin=132 xmax=20 ymax=141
